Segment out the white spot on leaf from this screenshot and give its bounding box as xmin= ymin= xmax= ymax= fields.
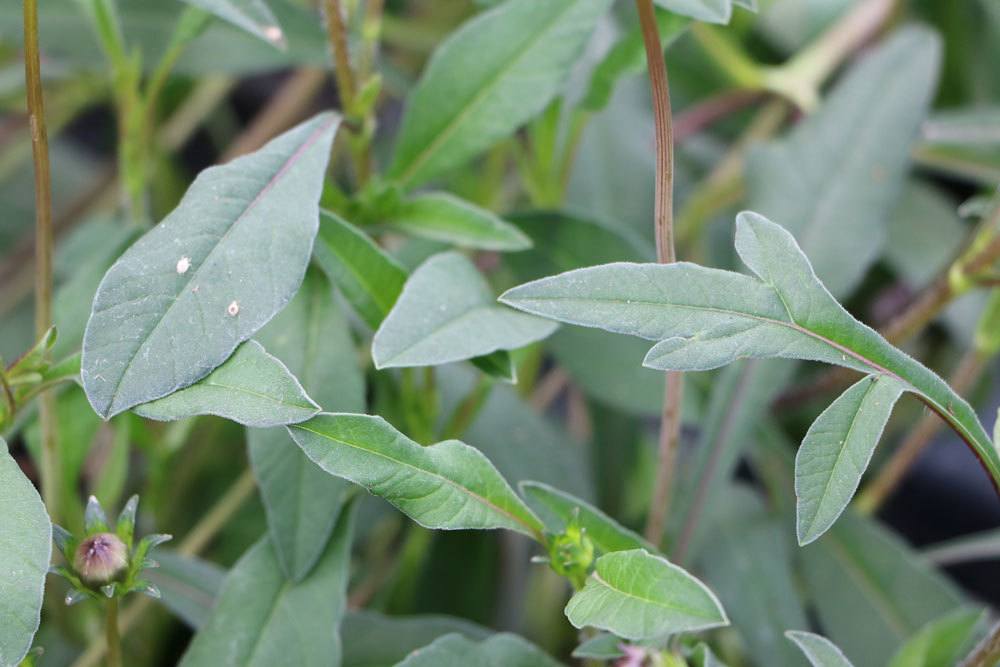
xmin=227 ymin=301 xmax=240 ymax=316
xmin=176 ymin=256 xmax=191 ymax=274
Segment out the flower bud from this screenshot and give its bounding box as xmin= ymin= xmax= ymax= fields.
xmin=73 ymin=532 xmax=128 ymax=585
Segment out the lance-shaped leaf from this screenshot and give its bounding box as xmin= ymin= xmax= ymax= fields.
xmin=342 ymin=611 xmax=490 ymax=667
xmin=133 ymin=340 xmax=318 ymax=427
xmin=887 ymin=608 xmax=985 ymax=667
xmin=373 ymin=252 xmax=556 ymax=369
xmin=387 ymin=193 xmax=531 ymax=251
xmin=313 ymin=210 xmax=408 ymax=330
xmin=82 ymin=113 xmax=340 ymax=419
xmin=520 ymin=481 xmax=652 ymax=553
xmin=395 ymin=633 xmax=562 ymax=667
xmin=287 ymin=413 xmax=544 ymax=538
xmin=795 ymin=375 xmax=905 ymax=545
xmin=786 ymin=631 xmax=856 ymax=667
xmin=653 ymin=0 xmax=754 ymax=24
xmin=747 ymin=28 xmax=940 ymax=297
xmin=500 ymin=211 xmax=1000 ymax=493
xmin=180 ymin=500 xmax=355 ymax=666
xmin=564 ymin=549 xmax=728 ymax=640
xmin=0 ymin=438 xmax=51 ymax=667
xmin=180 ymin=0 xmax=285 ymax=48
xmin=388 ymin=0 xmax=613 ymax=187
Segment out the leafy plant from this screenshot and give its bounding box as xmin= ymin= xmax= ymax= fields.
xmin=4 ymin=0 xmax=1000 ymax=666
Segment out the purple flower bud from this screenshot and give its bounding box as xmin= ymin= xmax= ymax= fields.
xmin=73 ymin=532 xmax=128 ymax=585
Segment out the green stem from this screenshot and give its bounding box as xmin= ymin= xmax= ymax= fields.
xmin=442 ymin=376 xmax=493 ymax=440
xmin=689 ymin=23 xmax=763 ymax=88
xmin=105 ymin=598 xmax=122 ymax=667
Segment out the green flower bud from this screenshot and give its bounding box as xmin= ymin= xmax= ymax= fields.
xmin=73 ymin=532 xmax=128 ymax=585
xmin=547 ymin=518 xmax=595 ymax=590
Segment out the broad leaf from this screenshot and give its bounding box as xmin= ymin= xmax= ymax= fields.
xmin=520 ymin=481 xmax=652 ymax=553
xmin=0 ymin=438 xmax=51 ymax=667
xmin=147 ymin=551 xmax=226 ymax=630
xmin=388 ymin=193 xmax=531 ymax=251
xmin=746 ymin=28 xmax=940 ymax=297
xmin=795 ymin=374 xmax=904 ymax=545
xmin=785 ymin=631 xmax=855 ymax=667
xmin=179 ymin=0 xmax=285 ymax=47
xmin=82 ymin=113 xmax=339 ymax=418
xmin=287 ymin=413 xmax=544 ymax=538
xmin=342 ymin=611 xmax=490 ymax=667
xmin=388 ymin=0 xmax=613 ymax=187
xmin=500 ymin=212 xmax=1000 ymax=494
xmin=564 ymin=549 xmax=728 ymax=640
xmin=180 ymin=500 xmax=355 ymax=666
xmin=134 ymin=340 xmax=319 ymax=427
xmin=248 ymin=269 xmax=363 ymax=581
xmin=887 ymin=608 xmax=985 ymax=667
xmin=394 ymin=633 xmax=562 ymax=667
xmin=372 ymin=252 xmax=556 ymax=369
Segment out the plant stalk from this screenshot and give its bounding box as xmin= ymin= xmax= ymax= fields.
xmin=105 ymin=598 xmax=122 ymax=667
xmin=961 ymin=621 xmax=1000 ymax=667
xmin=23 ymin=0 xmax=60 ymax=521
xmin=635 ymin=0 xmax=682 ymax=547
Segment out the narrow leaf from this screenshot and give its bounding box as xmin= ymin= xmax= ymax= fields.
xmin=653 ymin=0 xmax=748 ymax=24
xmin=785 ymin=631 xmax=856 ymax=667
xmin=520 ymin=481 xmax=652 ymax=553
xmin=795 ymin=374 xmax=904 ymax=545
xmin=0 ymin=438 xmax=51 ymax=667
xmin=564 ymin=549 xmax=728 ymax=640
xmin=394 ymin=633 xmax=562 ymax=667
xmin=134 ymin=340 xmax=319 ymax=427
xmin=287 ymin=412 xmax=544 ymax=538
xmin=82 ymin=113 xmax=340 ymax=418
xmin=388 ymin=193 xmax=531 ymax=251
xmin=342 ymin=611 xmax=490 ymax=667
xmin=313 ymin=210 xmax=407 ymax=330
xmin=373 ymin=252 xmax=556 ymax=369
xmin=388 ymin=0 xmax=613 ymax=187
xmin=887 ymin=608 xmax=985 ymax=667
xmin=179 ymin=0 xmax=285 ymax=48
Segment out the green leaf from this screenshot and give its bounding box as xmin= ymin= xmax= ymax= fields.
xmin=571 ymin=633 xmax=625 ymax=660
xmin=500 ymin=211 xmax=1000 ymax=496
xmin=248 ymin=268 xmax=363 ymax=581
xmin=564 ymin=549 xmax=728 ymax=640
xmin=520 ymin=481 xmax=652 ymax=553
xmin=747 ymin=28 xmax=941 ymax=297
xmin=795 ymin=374 xmax=904 ymax=545
xmin=0 ymin=438 xmax=51 ymax=667
xmin=469 ymin=350 xmax=516 ymax=383
xmin=393 ymin=633 xmax=562 ymax=667
xmin=372 ymin=252 xmax=556 ymax=369
xmin=180 ymin=500 xmax=356 ymax=667
xmin=785 ymin=631 xmax=855 ymax=667
xmin=179 ymin=0 xmax=285 ymax=48
xmin=287 ymin=413 xmax=545 ymax=538
xmin=387 ymin=0 xmax=613 ymax=187
xmin=923 ymin=526 xmax=1000 ymax=566
xmin=82 ymin=113 xmax=340 ymax=419
xmin=387 ymin=193 xmax=531 ymax=251
xmin=133 ymin=340 xmax=319 ymax=427
xmin=887 ymin=608 xmax=985 ymax=667
xmin=146 ymin=550 xmax=226 ymax=630
xmin=342 ymin=611 xmax=490 ymax=667
xmin=313 ymin=210 xmax=408 ymax=330
xmin=653 ymin=0 xmax=751 ymax=24
xmin=690 ymin=643 xmax=728 ymax=667
xmin=923 ymin=107 xmax=1000 ymax=147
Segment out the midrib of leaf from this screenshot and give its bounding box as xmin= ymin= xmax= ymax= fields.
xmin=292 ymin=422 xmax=538 ymax=536
xmin=394 ymin=3 xmax=576 ymax=186
xmin=192 ymin=379 xmax=315 ymax=410
xmin=244 ymin=579 xmax=293 ymax=665
xmin=588 ymin=570 xmax=718 ymax=621
xmin=106 ymin=116 xmax=338 ymax=413
xmin=801 ymin=377 xmax=882 ymax=539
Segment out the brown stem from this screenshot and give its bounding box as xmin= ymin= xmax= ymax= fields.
xmin=635 ymin=0 xmax=682 ymax=547
xmin=961 ymin=621 xmax=1000 ymax=667
xmin=672 ymin=89 xmax=763 ymax=142
xmin=324 ymin=0 xmax=357 ymax=111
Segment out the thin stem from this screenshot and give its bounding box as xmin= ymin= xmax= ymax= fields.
xmin=105 ymin=598 xmax=122 ymax=667
xmin=23 ymin=0 xmax=60 ymax=521
xmin=961 ymin=621 xmax=1000 ymax=667
xmin=441 ymin=376 xmax=493 ymax=441
xmin=635 ymin=0 xmax=682 ymax=547
xmin=324 ymin=0 xmax=357 ymax=112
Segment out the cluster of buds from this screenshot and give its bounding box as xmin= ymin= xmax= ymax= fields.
xmin=535 ymin=510 xmax=595 ymax=590
xmin=51 ymin=495 xmax=170 ymax=605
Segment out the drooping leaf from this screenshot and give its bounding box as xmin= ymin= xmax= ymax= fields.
xmin=520 ymin=481 xmax=652 ymax=554
xmin=248 ymin=269 xmax=363 ymax=581
xmin=746 ymin=28 xmax=941 ymax=297
xmin=372 ymin=252 xmax=556 ymax=369
xmin=388 ymin=0 xmax=614 ymax=187
xmin=387 ymin=193 xmax=531 ymax=251
xmin=887 ymin=608 xmax=985 ymax=667
xmin=313 ymin=210 xmax=408 ymax=330
xmin=179 ymin=0 xmax=285 ymax=48
xmin=82 ymin=113 xmax=340 ymax=419
xmin=795 ymin=374 xmax=905 ymax=545
xmin=785 ymin=631 xmax=855 ymax=667
xmin=393 ymin=633 xmax=562 ymax=667
xmin=564 ymin=549 xmax=728 ymax=640
xmin=0 ymin=438 xmax=51 ymax=667
xmin=571 ymin=633 xmax=625 ymax=660
xmin=500 ymin=212 xmax=1000 ymax=495
xmin=180 ymin=500 xmax=356 ymax=667
xmin=134 ymin=340 xmax=319 ymax=427
xmin=342 ymin=611 xmax=490 ymax=667
xmin=288 ymin=413 xmax=544 ymax=538
xmin=146 ymin=550 xmax=226 ymax=630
